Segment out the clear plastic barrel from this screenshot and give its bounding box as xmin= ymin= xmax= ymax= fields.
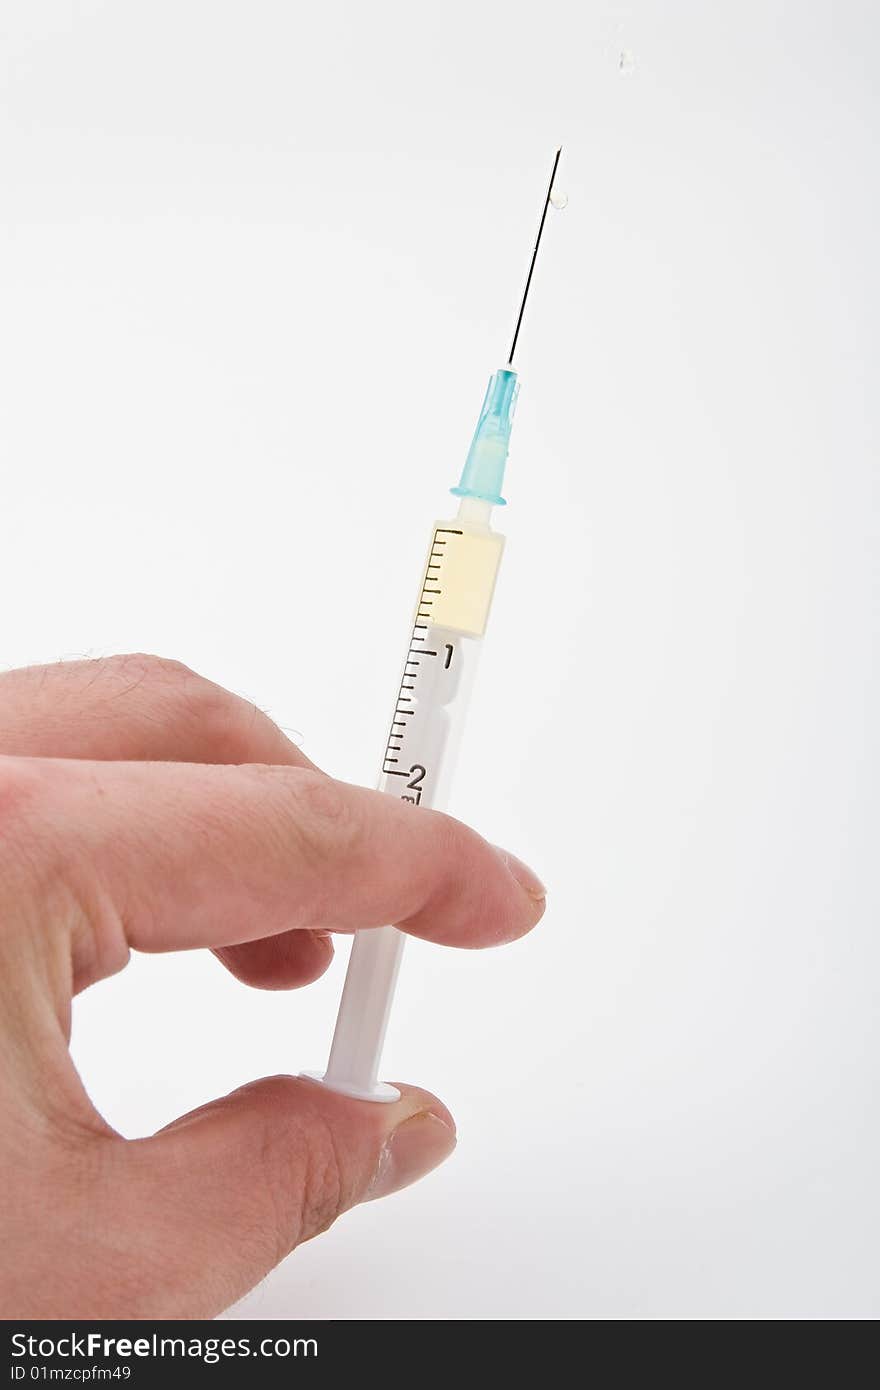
xmin=316 ymin=503 xmax=504 ymax=1100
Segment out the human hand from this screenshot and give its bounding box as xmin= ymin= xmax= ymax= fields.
xmin=0 ymin=655 xmax=545 ymax=1318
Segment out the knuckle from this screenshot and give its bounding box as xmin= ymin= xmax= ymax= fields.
xmin=0 ymin=755 xmax=53 ymax=861
xmin=286 ymin=772 xmax=359 ymax=859
xmin=105 ymin=652 xmax=196 ymax=687
xmin=254 ymin=1104 xmax=345 ymax=1257
xmin=117 ymin=655 xmax=269 ymax=764
xmin=100 ymin=654 xmax=286 ymax=765
xmin=97 ymin=652 xmax=207 ymax=718
xmin=291 ymin=770 xmax=350 ymax=824
xmin=112 ymin=655 xmax=250 ymax=759
xmin=298 ymin=1120 xmax=346 ymax=1240
xmin=0 ymin=757 xmax=129 ymax=983
xmin=196 ymin=694 xmax=272 ymax=765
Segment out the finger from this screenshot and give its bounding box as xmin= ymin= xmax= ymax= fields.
xmin=0 ymin=653 xmax=315 ymax=769
xmin=0 ymin=655 xmax=323 ymax=990
xmin=13 ymin=757 xmax=545 ymax=985
xmin=9 ymin=1079 xmax=456 ymax=1318
xmin=137 ymin=1079 xmax=456 ymax=1317
xmin=214 ymin=931 xmax=335 ymax=990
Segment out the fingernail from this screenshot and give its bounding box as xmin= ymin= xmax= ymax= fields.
xmin=495 ymin=847 xmax=547 ymax=902
xmin=365 ymin=1110 xmax=457 ymax=1203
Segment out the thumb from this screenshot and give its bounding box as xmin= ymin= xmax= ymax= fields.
xmin=114 ymin=1077 xmax=456 ymax=1318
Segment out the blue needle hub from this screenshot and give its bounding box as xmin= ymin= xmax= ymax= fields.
xmin=451 ymin=367 xmax=519 ymax=507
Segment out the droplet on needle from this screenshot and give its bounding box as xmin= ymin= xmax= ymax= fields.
xmin=550 ymin=189 xmax=568 ymax=210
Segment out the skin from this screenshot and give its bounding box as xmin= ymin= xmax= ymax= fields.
xmin=0 ymin=654 xmax=545 ymax=1318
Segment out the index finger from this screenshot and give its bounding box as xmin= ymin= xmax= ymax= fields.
xmin=8 ymin=757 xmax=546 ymax=975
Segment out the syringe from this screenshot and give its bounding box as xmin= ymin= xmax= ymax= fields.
xmin=308 ymin=149 xmax=564 ymax=1102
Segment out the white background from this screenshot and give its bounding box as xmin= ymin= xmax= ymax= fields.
xmin=2 ymin=1 xmax=878 ymax=1319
